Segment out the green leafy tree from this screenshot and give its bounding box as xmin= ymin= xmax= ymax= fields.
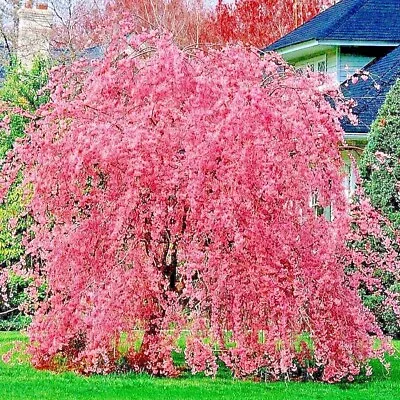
xmin=359 ymin=79 xmax=400 ymax=337
xmin=360 ymin=79 xmax=400 ymax=226
xmin=0 ymin=57 xmax=49 ymax=330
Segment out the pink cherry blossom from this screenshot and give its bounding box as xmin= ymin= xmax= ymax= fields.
xmin=0 ymin=30 xmax=392 ymax=381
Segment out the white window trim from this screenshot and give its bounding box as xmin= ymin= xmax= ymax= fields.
xmin=296 ymin=54 xmax=328 ymax=73
xmin=310 ymin=192 xmax=333 ymax=221
xmin=343 ymin=163 xmax=357 ymax=199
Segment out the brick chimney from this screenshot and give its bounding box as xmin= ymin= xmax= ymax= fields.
xmin=17 ymin=1 xmax=53 ymax=68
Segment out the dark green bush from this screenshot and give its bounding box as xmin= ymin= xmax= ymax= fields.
xmin=358 ymin=79 xmax=400 ymax=337
xmin=360 ymin=79 xmax=400 ymax=227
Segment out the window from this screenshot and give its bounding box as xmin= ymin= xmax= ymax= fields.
xmin=343 ymin=163 xmax=356 ymax=198
xmin=309 ymin=164 xmax=356 ymax=223
xmin=311 ymin=192 xmax=332 ymax=221
xmin=296 ymin=55 xmax=328 ymax=74
xmin=317 ymin=60 xmax=327 ymax=73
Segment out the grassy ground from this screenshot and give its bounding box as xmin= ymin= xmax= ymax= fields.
xmin=1 ymin=332 xmax=400 ymax=400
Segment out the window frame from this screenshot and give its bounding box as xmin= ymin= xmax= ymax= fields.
xmin=296 ymin=54 xmax=328 ymax=73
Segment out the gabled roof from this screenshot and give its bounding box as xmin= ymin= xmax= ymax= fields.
xmin=264 ymin=0 xmax=400 ymax=52
xmin=341 ymin=46 xmax=400 ymax=133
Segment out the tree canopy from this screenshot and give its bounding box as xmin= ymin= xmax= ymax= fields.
xmin=0 ymin=58 xmax=49 ymax=329
xmin=360 ymin=79 xmax=400 ymax=227
xmin=0 ymin=31 xmax=392 ymax=381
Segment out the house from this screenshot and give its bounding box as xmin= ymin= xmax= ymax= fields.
xmin=15 ymin=1 xmax=105 ymax=67
xmin=17 ymin=1 xmax=53 ymax=69
xmin=263 ymin=0 xmax=400 ymax=196
xmin=0 ymin=2 xmax=52 ymax=77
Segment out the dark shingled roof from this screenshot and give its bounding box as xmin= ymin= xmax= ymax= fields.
xmin=341 ymin=46 xmax=400 ymax=133
xmin=51 ymin=45 xmax=105 ymax=62
xmin=264 ymin=0 xmax=400 ymax=52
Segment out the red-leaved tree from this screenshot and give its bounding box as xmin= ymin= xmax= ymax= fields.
xmin=203 ymin=0 xmax=336 ymax=48
xmin=50 ymin=0 xmax=337 ymax=55
xmin=110 ymin=0 xmax=206 ymax=46
xmin=0 ymin=29 xmax=392 ymax=381
xmin=53 ymin=0 xmax=208 ymax=54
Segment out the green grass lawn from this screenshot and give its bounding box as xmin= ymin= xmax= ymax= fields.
xmin=1 ymin=332 xmax=400 ymax=400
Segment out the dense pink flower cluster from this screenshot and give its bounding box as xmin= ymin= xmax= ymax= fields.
xmin=0 ymin=31 xmax=391 ymax=381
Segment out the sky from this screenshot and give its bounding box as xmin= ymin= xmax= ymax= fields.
xmin=205 ymin=0 xmax=234 ymax=8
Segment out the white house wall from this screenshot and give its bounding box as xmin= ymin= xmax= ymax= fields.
xmin=292 ymin=49 xmax=337 ymax=77
xmin=326 ymin=50 xmax=337 ymax=76
xmin=338 ymin=50 xmax=375 ymax=82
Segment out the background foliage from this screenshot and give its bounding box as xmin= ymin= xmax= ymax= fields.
xmin=357 ymin=79 xmax=400 ymax=338
xmin=0 ymin=58 xmax=49 ymax=330
xmin=360 ymin=79 xmax=400 ymax=227
xmin=360 ymin=80 xmax=400 ymax=337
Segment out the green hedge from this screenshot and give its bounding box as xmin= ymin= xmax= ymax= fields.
xmin=359 ymin=79 xmax=400 ymax=337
